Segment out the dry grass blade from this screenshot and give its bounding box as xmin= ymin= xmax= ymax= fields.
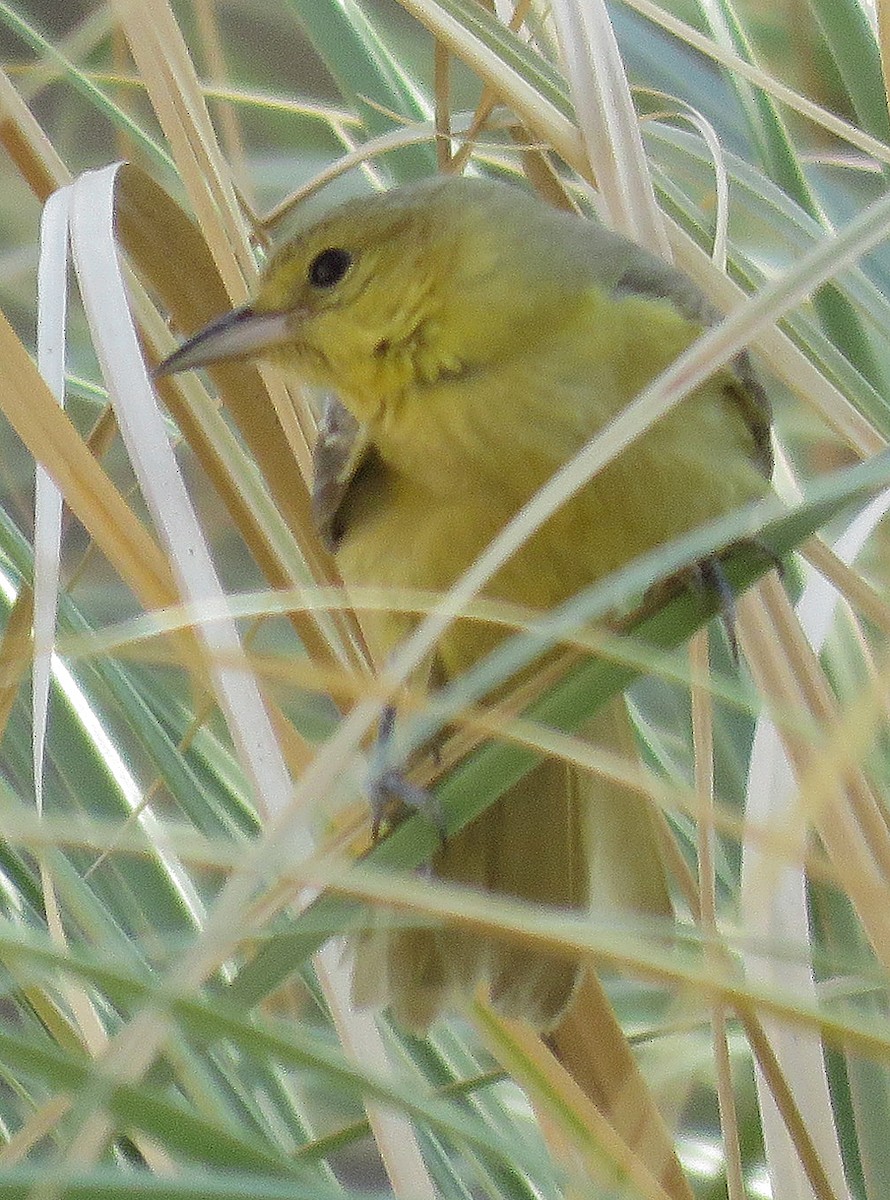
xmin=541 ymin=975 xmax=695 ymax=1200
xmin=690 ymin=631 xmax=745 ymax=1200
xmin=549 ymin=0 xmax=670 ymax=254
xmin=0 ymin=312 xmax=179 ymax=614
xmin=0 ymin=586 xmax=32 ymax=740
xmin=741 ymin=577 xmax=890 ymax=966
xmin=0 ymin=64 xmax=70 ymax=196
xmin=395 ymin=0 xmax=588 ymax=170
xmin=109 ymin=0 xmax=252 ymax=290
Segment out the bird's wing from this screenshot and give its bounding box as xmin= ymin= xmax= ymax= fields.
xmin=612 ymin=252 xmax=774 ymax=479
xmin=311 ymin=395 xmax=381 ymax=551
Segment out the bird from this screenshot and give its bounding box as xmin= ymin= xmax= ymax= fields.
xmin=157 ymin=174 xmax=772 ymax=1033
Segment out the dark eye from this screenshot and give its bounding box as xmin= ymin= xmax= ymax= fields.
xmin=308 ymin=247 xmax=352 ymax=289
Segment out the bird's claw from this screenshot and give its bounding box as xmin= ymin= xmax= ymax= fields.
xmin=693 ymin=555 xmax=740 ymax=663
xmin=367 ymin=705 xmax=446 ymax=846
xmin=690 ymin=541 xmax=783 ymax=664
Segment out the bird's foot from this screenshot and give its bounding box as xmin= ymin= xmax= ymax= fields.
xmin=692 ymin=555 xmax=740 ymax=663
xmin=367 ymin=705 xmax=445 ymax=847
xmin=689 ymin=541 xmax=783 ymax=664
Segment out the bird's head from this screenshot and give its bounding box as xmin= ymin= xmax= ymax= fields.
xmin=156 ymin=177 xmax=587 ymax=423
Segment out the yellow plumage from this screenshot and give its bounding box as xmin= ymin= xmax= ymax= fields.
xmin=159 ymin=175 xmax=772 ymax=1032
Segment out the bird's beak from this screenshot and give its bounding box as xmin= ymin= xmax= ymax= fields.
xmin=154 ymin=304 xmax=295 ymax=377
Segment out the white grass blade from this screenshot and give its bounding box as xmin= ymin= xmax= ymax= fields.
xmin=314 ymin=941 xmax=438 ymax=1200
xmin=549 ymin=0 xmax=671 ymax=255
xmin=35 ymin=183 xmax=177 ymax=1171
xmin=33 ymin=186 xmax=69 ymax=818
xmin=743 ymin=727 xmax=853 ymax=1200
xmin=66 ymin=162 xmax=296 ymax=830
xmin=740 ymin=489 xmax=890 ymax=1200
xmin=644 ymin=98 xmax=730 ymax=266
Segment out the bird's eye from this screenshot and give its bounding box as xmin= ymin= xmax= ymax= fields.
xmin=308 ymin=247 xmax=352 ymax=289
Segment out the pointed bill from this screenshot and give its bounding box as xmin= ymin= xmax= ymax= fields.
xmin=154 ymin=305 xmax=295 ymax=377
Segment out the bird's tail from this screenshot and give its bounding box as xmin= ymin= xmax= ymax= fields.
xmin=350 ymin=697 xmax=671 ymax=1033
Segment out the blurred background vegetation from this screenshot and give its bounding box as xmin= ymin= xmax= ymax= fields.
xmin=0 ymin=2 xmax=888 ymax=1199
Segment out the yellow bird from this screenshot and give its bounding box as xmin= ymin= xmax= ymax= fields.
xmin=158 ymin=175 xmax=772 ymax=1032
